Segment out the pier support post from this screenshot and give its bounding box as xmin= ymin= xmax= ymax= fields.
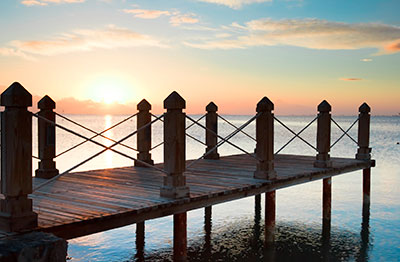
xmin=254 ymin=97 xmax=276 ymax=180
xmin=35 ymin=95 xmax=59 ymax=179
xmin=355 ymin=103 xmax=371 ymax=208
xmin=314 ymin=100 xmax=332 ymax=168
xmin=160 ymin=91 xmax=189 ymax=199
xmin=135 ymin=99 xmax=154 ymax=167
xmin=253 ymin=194 xmax=262 ymax=247
xmin=322 ymin=177 xmax=331 ymax=240
xmin=204 ymin=206 xmax=212 ymax=259
xmin=265 ymin=191 xmax=276 ymax=247
xmin=204 ymin=102 xmax=219 ymax=159
xmin=174 ymin=212 xmax=187 ymax=262
xmin=0 ymin=82 xmax=38 ymax=232
xmin=135 ymin=221 xmax=145 ymax=261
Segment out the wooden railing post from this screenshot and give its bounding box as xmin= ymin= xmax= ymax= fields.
xmin=204 ymin=102 xmax=219 ymax=160
xmin=356 ymin=103 xmax=371 ymax=161
xmin=254 ymin=97 xmax=276 ymax=179
xmin=0 ymin=82 xmax=38 ymax=232
xmin=35 ymin=95 xmax=59 ymax=179
xmin=356 ymin=103 xmax=371 ymax=209
xmin=135 ymin=99 xmax=154 ymax=167
xmin=314 ymin=100 xmax=332 ymax=168
xmin=314 ymin=100 xmax=332 ymax=239
xmin=160 ymin=91 xmax=189 ymax=198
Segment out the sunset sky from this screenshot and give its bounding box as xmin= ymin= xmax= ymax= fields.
xmin=0 ymin=0 xmax=399 ymax=115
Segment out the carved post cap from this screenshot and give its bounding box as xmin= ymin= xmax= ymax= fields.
xmin=1 ymin=82 xmax=32 ymax=107
xmin=164 ymin=91 xmax=186 ymax=110
xmin=256 ymin=97 xmax=274 ymax=112
xmin=318 ymin=100 xmax=331 ymax=112
xmin=206 ymin=102 xmax=218 ymax=112
xmin=359 ymin=103 xmax=370 ymax=113
xmin=137 ymin=99 xmax=151 ymax=111
xmin=38 ymin=95 xmax=56 ymax=110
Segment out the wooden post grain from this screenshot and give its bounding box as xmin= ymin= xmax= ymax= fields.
xmin=314 ymin=100 xmax=332 ymax=168
xmin=356 ymin=103 xmax=371 ymax=208
xmin=0 ymin=82 xmax=38 ymax=232
xmin=204 ymin=205 xmax=212 ymax=259
xmin=204 ymin=102 xmax=219 ymax=160
xmin=356 ymin=103 xmax=371 ymax=161
xmin=160 ymin=91 xmax=189 ymax=199
xmin=322 ymin=177 xmax=331 ymax=239
xmin=265 ymin=191 xmax=276 ymax=246
xmin=135 ymin=221 xmax=145 ymax=261
xmin=135 ymin=99 xmax=154 ymax=167
xmin=173 ymin=212 xmax=187 ymax=262
xmin=35 ymin=95 xmax=59 ymax=179
xmin=254 ymin=97 xmax=276 ymax=179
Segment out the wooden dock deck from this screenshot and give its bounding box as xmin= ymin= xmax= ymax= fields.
xmin=26 ymin=154 xmax=373 ymax=239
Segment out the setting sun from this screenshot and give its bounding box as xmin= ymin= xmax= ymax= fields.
xmin=83 ymin=74 xmax=137 ymax=105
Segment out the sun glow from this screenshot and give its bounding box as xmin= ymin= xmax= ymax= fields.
xmin=85 ymin=75 xmax=134 ymax=104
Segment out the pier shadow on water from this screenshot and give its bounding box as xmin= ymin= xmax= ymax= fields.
xmin=135 ymin=197 xmax=372 ymax=262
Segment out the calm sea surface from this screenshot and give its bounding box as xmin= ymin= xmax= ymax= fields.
xmin=32 ymin=115 xmax=400 ymax=261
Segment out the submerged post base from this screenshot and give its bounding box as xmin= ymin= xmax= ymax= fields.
xmin=0 ymin=232 xmax=67 ymax=262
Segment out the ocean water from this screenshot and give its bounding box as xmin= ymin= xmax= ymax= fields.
xmin=31 ymin=115 xmax=400 ymax=261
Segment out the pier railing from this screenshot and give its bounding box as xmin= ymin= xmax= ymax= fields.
xmin=0 ymin=82 xmax=371 ymax=233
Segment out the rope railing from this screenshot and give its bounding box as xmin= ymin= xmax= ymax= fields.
xmin=275 ymin=116 xmax=319 ymax=154
xmin=55 ymin=112 xmax=138 ymax=158
xmin=151 ymin=113 xmax=206 ymax=132
xmin=186 ymin=114 xmax=260 ymax=161
xmin=217 ymin=114 xmax=256 ymax=142
xmin=150 ymin=141 xmax=164 ymax=151
xmin=274 ymin=116 xmax=318 ymax=152
xmin=32 ymin=113 xmax=166 ymax=193
xmin=330 ymin=117 xmax=359 ymax=149
xmin=151 ymin=114 xmax=208 ymax=147
xmin=185 ymin=113 xmax=261 ymax=170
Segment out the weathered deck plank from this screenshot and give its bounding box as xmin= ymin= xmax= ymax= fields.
xmin=5 ymin=154 xmax=373 ymax=239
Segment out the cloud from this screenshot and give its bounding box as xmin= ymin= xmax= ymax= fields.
xmin=360 ymin=58 xmax=372 ymax=62
xmin=185 ymin=18 xmax=400 ymax=54
xmin=122 ymin=9 xmax=170 ymax=19
xmin=197 ymin=0 xmax=272 ymax=9
xmin=21 ymin=0 xmax=47 ymax=6
xmin=0 ymin=47 xmax=34 ymax=60
xmin=0 ymin=25 xmax=166 ymax=58
xmin=169 ymin=13 xmax=199 ymax=26
xmin=340 ymin=78 xmax=363 ymax=81
xmin=385 ymin=41 xmax=400 ymax=53
xmin=123 ymin=8 xmax=199 ymax=27
xmin=21 ymin=0 xmax=84 ymax=6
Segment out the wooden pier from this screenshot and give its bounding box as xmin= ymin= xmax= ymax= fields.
xmin=0 ymin=82 xmax=374 ymax=261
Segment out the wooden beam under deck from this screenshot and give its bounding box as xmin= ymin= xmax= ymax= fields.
xmin=2 ymin=154 xmax=374 ymax=240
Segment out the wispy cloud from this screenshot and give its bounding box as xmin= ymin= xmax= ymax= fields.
xmin=122 ymin=9 xmax=170 ymax=19
xmin=21 ymin=0 xmax=84 ymax=6
xmin=123 ymin=8 xmax=199 ymax=26
xmin=361 ymin=58 xmax=372 ymax=62
xmin=340 ymin=78 xmax=363 ymax=81
xmin=0 ymin=25 xmax=166 ymax=58
xmin=197 ymin=0 xmax=272 ymax=9
xmin=385 ymin=41 xmax=400 ymax=53
xmin=170 ymin=13 xmax=199 ymax=26
xmin=185 ymin=18 xmax=400 ymax=54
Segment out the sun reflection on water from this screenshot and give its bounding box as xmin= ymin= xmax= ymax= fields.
xmin=104 ymin=115 xmax=113 ymax=168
